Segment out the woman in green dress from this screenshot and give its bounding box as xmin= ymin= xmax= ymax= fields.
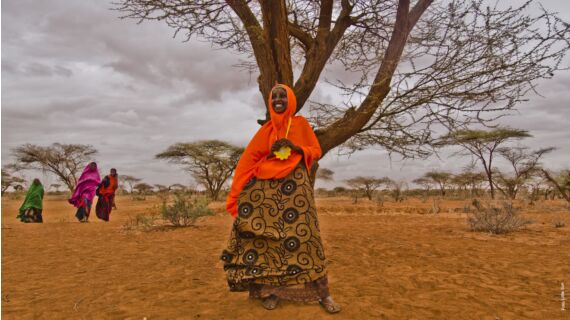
xmin=17 ymin=179 xmax=44 ymax=223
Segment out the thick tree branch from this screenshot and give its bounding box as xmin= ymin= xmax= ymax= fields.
xmin=409 ymin=0 xmax=433 ymax=28
xmin=226 ymin=0 xmax=274 ymax=105
xmin=114 ymin=0 xmax=570 ymax=159
xmin=316 ymin=0 xmax=333 ymax=41
xmin=317 ymin=0 xmax=412 ymax=154
xmin=294 ymin=0 xmax=353 ymax=112
xmin=288 ymin=21 xmax=313 ymax=51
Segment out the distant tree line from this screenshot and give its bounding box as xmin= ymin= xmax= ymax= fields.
xmin=316 ymin=127 xmax=569 ymax=203
xmin=2 ymin=130 xmax=568 ymax=204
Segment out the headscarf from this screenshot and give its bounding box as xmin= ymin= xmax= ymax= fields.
xmin=68 ymin=163 xmax=101 ymax=207
xmin=226 ymin=84 xmax=322 ymax=217
xmin=18 ymin=180 xmax=44 ymax=215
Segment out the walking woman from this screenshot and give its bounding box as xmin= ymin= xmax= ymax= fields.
xmin=220 ymin=84 xmax=340 ymax=313
xmin=96 ymin=168 xmax=118 ymax=221
xmin=17 ymin=178 xmax=44 ymax=223
xmin=69 ymin=162 xmax=101 ymax=222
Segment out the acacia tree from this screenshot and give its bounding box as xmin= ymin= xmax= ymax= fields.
xmin=526 ymin=175 xmax=548 ymax=202
xmin=494 ymin=146 xmax=554 ymax=199
xmin=156 ymin=140 xmax=243 ymax=201
xmin=440 ymin=128 xmax=531 ymax=199
xmin=169 ymin=183 xmax=188 ymax=192
xmin=423 ymin=170 xmax=452 ymax=197
xmin=121 ymin=175 xmax=142 ymax=194
xmin=541 ymin=169 xmax=570 ymax=203
xmin=1 ymin=169 xmax=25 ymax=195
xmin=134 ymin=182 xmax=154 ymax=197
xmin=154 ymin=184 xmax=169 ymax=193
xmin=384 ymin=177 xmax=407 ymax=202
xmin=346 ymin=176 xmax=391 ymax=200
xmin=452 ymin=171 xmax=486 ymax=198
xmin=412 ymin=177 xmax=432 ymax=198
xmin=450 ymin=174 xmax=466 ymax=197
xmin=316 ymin=167 xmax=335 ymax=181
xmin=115 ymin=0 xmax=569 ymax=162
xmin=12 ymin=143 xmax=97 ymax=192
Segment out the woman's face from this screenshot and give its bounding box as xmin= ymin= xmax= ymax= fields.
xmin=271 ymin=87 xmax=287 ymax=114
xmin=89 ymin=162 xmax=97 ymax=171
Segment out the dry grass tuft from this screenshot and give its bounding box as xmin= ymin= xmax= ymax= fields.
xmin=467 ymin=199 xmax=531 ymax=234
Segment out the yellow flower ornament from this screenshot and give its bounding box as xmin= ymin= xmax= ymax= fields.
xmin=273 ymin=118 xmax=293 ymax=160
xmin=274 ymin=146 xmax=292 ymax=160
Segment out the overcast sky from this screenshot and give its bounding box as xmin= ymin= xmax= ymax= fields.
xmin=2 ymin=0 xmax=569 ymax=189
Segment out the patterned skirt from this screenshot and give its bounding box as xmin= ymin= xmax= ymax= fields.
xmin=96 ymin=194 xmax=114 ymax=222
xmin=221 ymin=164 xmax=330 ymax=302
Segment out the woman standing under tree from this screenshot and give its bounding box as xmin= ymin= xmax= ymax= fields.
xmin=220 ymin=84 xmax=340 ymax=313
xmin=69 ymin=162 xmax=101 ymax=222
xmin=17 ymin=178 xmax=44 ymax=223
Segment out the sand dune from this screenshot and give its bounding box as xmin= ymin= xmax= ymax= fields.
xmin=1 ymin=195 xmax=569 ymax=319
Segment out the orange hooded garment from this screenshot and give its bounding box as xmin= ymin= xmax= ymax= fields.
xmin=226 ymin=84 xmax=322 ymax=217
xmin=98 ymin=175 xmax=118 ymax=196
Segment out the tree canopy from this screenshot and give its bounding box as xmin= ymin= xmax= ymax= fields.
xmin=115 ymin=0 xmax=570 ymax=159
xmin=121 ymin=175 xmax=142 ymax=194
xmin=493 ymin=146 xmax=554 ymax=199
xmin=439 ymin=127 xmax=531 ymax=198
xmin=1 ymin=168 xmax=25 ymax=195
xmin=12 ymin=143 xmax=98 ymax=192
xmin=316 ymin=167 xmax=335 ymax=181
xmin=156 ymin=140 xmax=243 ymax=200
xmin=346 ymin=176 xmax=391 ymax=200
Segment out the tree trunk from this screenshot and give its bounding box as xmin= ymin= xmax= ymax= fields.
xmin=542 ymin=169 xmax=570 ymax=203
xmin=257 ymin=0 xmax=293 ymax=122
xmin=64 ymin=180 xmax=75 ymax=193
xmin=486 ymin=174 xmax=495 ymax=199
xmin=211 ymin=189 xmax=219 ymax=201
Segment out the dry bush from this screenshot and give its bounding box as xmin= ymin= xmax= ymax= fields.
xmin=131 ymin=194 xmax=147 ymax=201
xmin=375 ymin=194 xmax=385 ymax=207
xmin=161 ymin=194 xmax=213 ymax=227
xmin=47 ymin=193 xmax=71 ymax=200
xmin=554 ymin=218 xmax=566 ymax=228
xmin=122 ymin=212 xmax=160 ymax=233
xmin=7 ymin=192 xmax=25 ymax=201
xmin=430 ymin=198 xmax=441 ymax=214
xmin=467 ymin=199 xmax=531 ymax=234
xmin=121 ymin=194 xmax=213 ymax=232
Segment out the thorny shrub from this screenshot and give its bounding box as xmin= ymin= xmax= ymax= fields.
xmin=467 ymin=199 xmax=531 ymax=234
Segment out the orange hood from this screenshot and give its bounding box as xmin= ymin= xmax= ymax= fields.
xmin=226 ymin=84 xmax=322 ymax=217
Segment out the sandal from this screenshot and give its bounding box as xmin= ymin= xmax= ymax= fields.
xmin=319 ymin=296 xmax=341 ymax=314
xmin=262 ymin=295 xmax=279 ymax=310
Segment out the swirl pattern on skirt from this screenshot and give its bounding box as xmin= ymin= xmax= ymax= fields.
xmin=221 ymin=164 xmax=327 ymax=291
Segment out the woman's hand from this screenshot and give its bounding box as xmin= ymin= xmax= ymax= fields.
xmin=270 ymin=139 xmax=303 ymax=155
xmin=270 ymin=139 xmax=288 ymax=153
xmin=268 ymin=139 xmax=285 ymax=159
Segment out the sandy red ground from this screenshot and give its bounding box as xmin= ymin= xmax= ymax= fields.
xmin=1 ymin=195 xmax=569 ymax=319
